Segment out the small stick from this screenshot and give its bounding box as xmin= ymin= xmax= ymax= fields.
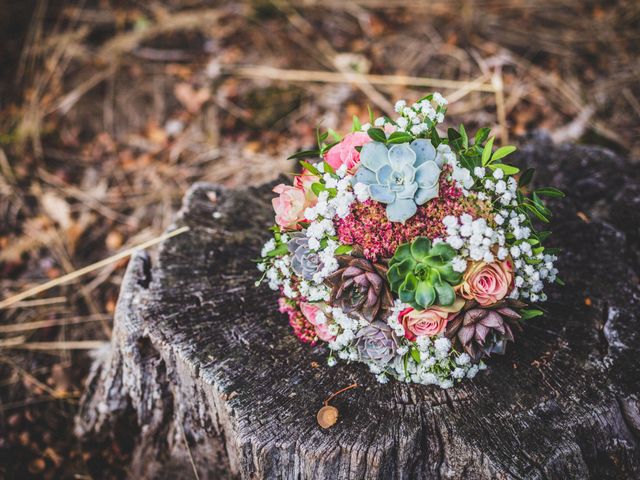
xmin=226 ymin=65 xmax=496 ymax=93
xmin=9 ymin=296 xmax=67 ymax=308
xmin=323 ymin=383 xmax=359 ymax=406
xmin=0 ymin=226 xmax=189 ymax=309
xmin=0 ymin=313 xmax=110 ymax=334
xmin=1 ymin=340 xmax=108 ymax=351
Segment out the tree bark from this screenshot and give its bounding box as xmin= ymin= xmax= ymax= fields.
xmin=76 ymin=135 xmax=640 ymax=479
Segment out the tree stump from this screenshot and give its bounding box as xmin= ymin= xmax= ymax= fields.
xmin=76 ymin=135 xmax=640 ymax=479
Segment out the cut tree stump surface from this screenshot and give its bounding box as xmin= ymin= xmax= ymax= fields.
xmin=76 ymin=135 xmax=640 ymax=479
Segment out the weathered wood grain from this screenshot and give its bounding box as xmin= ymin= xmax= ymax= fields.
xmin=76 ymin=135 xmax=640 ymax=479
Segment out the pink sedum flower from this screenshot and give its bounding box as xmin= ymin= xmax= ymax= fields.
xmin=300 ymin=302 xmax=335 ymax=342
xmin=457 ymin=260 xmax=514 ymax=306
xmin=399 ymin=298 xmax=465 ymax=341
xmin=272 ymin=183 xmax=311 ymax=230
xmin=324 ymin=132 xmax=371 ymax=171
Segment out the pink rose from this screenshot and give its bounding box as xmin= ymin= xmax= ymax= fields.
xmin=399 ymin=298 xmax=465 ymax=340
xmin=314 ymin=322 xmax=335 ymax=342
xmin=300 ymin=302 xmax=335 ymax=342
xmin=272 ymin=184 xmax=309 ymax=230
xmin=456 ymin=260 xmax=514 ymax=306
xmin=324 ymin=132 xmax=371 ymax=171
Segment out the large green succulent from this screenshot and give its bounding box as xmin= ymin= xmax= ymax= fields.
xmin=387 ymin=237 xmax=462 ymax=309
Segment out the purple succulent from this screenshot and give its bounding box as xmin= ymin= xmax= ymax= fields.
xmin=446 ymin=306 xmax=520 ymax=362
xmin=355 ymin=321 xmax=398 ymax=364
xmin=288 ymin=234 xmax=323 ymax=281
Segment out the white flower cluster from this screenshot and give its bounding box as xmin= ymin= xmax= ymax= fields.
xmin=365 ymin=93 xmax=448 ymax=137
xmin=302 ymin=164 xmax=358 ymax=285
xmin=443 ymin=214 xmax=507 ymax=269
xmin=440 ymin=164 xmax=558 ymax=302
xmin=326 ymin=300 xmax=482 ymax=389
xmin=326 ymin=306 xmax=365 ymax=356
xmin=437 ymin=143 xmax=474 ymax=193
xmin=262 ymin=248 xmax=293 ymax=293
xmin=381 ymin=335 xmax=484 ymax=389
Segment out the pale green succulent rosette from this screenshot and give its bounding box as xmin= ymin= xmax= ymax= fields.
xmin=354 ymin=139 xmax=443 ymax=223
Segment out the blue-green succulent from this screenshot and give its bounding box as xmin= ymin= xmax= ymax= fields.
xmin=354 ymin=140 xmax=442 ymax=223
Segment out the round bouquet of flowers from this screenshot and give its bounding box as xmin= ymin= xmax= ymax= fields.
xmin=257 ymin=93 xmax=563 ymax=388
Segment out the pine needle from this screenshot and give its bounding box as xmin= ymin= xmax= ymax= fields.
xmin=0 ymin=226 xmax=190 ymax=309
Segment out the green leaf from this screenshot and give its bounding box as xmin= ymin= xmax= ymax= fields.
xmin=459 ymin=124 xmax=469 ymax=149
xmin=474 ymin=127 xmax=490 ymax=145
xmin=322 ymin=161 xmax=336 ymax=175
xmin=447 ymin=127 xmax=461 ymax=142
xmin=555 ymin=277 xmax=566 ymax=286
xmin=491 ymin=145 xmax=517 ymax=162
xmin=367 ymin=105 xmax=375 ymax=124
xmin=334 ymin=244 xmax=352 ymax=255
xmin=518 ymin=168 xmax=535 ymax=188
xmin=317 ymin=130 xmax=328 ymax=147
xmin=300 ymin=161 xmax=321 ymax=176
xmin=415 ymin=281 xmax=436 ymax=308
xmin=520 ymin=309 xmax=544 ymax=320
xmin=311 ymin=182 xmax=325 ymax=196
xmin=327 ymin=129 xmax=342 ymax=142
xmin=490 ymin=163 xmax=520 ymax=175
xmin=410 ymin=347 xmax=421 ymax=363
xmin=447 ymin=128 xmax=464 ymax=152
xmin=266 ymin=244 xmax=288 ymax=257
xmin=288 ymin=150 xmax=320 ymax=160
xmin=532 ymin=193 xmax=551 ymax=216
xmin=430 ymin=128 xmax=441 ymax=146
xmin=434 ymin=282 xmax=455 ymax=306
xmin=410 ymin=237 xmax=432 ymax=260
xmin=352 ymin=115 xmax=361 ymax=132
xmin=367 ymin=127 xmax=387 ymax=143
xmin=387 ymin=132 xmax=414 ymax=144
xmin=537 ymin=230 xmax=552 ymax=242
xmin=535 ymin=187 xmax=565 ymax=198
xmin=481 ymin=136 xmax=495 ymax=166
xmin=522 ymin=202 xmax=550 ymax=223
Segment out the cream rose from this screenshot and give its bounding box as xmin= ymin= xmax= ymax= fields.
xmin=457 ymin=260 xmax=513 ymax=306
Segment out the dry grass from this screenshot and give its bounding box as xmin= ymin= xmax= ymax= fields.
xmin=0 ymin=0 xmax=639 ymax=477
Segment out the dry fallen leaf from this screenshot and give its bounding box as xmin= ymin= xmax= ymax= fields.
xmin=174 ymin=82 xmax=211 ymax=114
xmin=41 ymin=191 xmax=72 ymax=230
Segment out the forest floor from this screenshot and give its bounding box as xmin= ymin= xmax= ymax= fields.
xmin=0 ymin=0 xmax=639 ymax=478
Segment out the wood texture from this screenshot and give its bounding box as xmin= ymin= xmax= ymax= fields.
xmin=76 ymin=135 xmax=640 ymax=479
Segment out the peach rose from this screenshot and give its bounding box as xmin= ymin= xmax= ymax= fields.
xmin=400 ymin=298 xmax=465 ymax=340
xmin=294 ymin=170 xmax=318 ymax=207
xmin=300 ymin=302 xmax=335 ymax=342
xmin=456 ymin=260 xmax=513 ymax=306
xmin=272 ymin=184 xmax=309 ymax=230
xmin=324 ymin=132 xmax=371 ymax=171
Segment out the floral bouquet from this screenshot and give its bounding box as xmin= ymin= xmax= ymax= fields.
xmin=257 ymin=93 xmax=563 ymax=388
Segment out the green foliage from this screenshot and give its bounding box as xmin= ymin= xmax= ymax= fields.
xmin=387 ymin=237 xmax=462 ymax=309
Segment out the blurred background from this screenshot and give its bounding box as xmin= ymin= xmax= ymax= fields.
xmin=0 ymin=0 xmax=638 ymax=477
